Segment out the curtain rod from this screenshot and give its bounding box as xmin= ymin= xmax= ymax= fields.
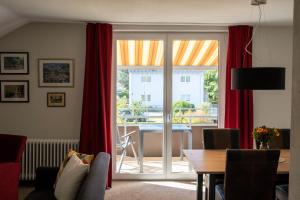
xmin=113 ymin=29 xmax=228 ymax=33
xmin=30 ymin=19 xmax=230 ymax=32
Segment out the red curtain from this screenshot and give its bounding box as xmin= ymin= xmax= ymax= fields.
xmin=80 ymin=23 xmax=112 ymax=187
xmin=225 ymin=25 xmax=253 ymax=149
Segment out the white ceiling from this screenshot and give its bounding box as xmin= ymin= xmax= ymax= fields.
xmin=0 ymin=0 xmax=294 ymax=37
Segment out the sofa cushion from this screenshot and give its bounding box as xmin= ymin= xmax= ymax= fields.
xmin=54 ymin=155 xmax=89 ymax=200
xmin=56 ymin=150 xmax=94 ymax=184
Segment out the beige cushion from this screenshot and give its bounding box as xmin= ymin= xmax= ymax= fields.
xmin=55 ymin=150 xmax=94 ymax=185
xmin=54 ymin=155 xmax=89 ymax=200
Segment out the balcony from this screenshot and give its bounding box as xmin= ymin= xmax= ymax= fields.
xmin=116 ymin=113 xmax=217 ymax=174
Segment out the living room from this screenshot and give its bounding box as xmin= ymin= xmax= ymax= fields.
xmin=0 ymin=0 xmax=299 ymax=200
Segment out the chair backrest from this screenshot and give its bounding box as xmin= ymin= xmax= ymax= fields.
xmin=224 ymin=149 xmax=280 ymax=200
xmin=76 ymin=152 xmax=110 ymax=200
xmin=0 ymin=134 xmax=27 ymax=162
xmin=269 ymin=129 xmax=290 ymax=149
xmin=202 ymin=128 xmax=240 ymax=149
xmin=255 ymin=129 xmax=290 ymax=149
xmin=116 ymin=126 xmax=123 ymax=145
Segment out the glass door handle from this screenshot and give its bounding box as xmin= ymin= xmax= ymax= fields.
xmin=166 ymin=114 xmax=171 ymax=123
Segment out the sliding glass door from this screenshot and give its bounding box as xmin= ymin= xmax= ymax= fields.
xmin=113 ymin=32 xmax=226 ymax=179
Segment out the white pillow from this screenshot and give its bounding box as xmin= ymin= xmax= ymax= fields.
xmin=54 ymin=155 xmax=89 ymax=200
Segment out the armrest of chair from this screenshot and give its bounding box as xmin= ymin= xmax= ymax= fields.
xmin=120 ymin=131 xmax=136 ymax=139
xmin=0 ymin=162 xmax=20 ymax=200
xmin=35 ymin=167 xmax=59 ymax=190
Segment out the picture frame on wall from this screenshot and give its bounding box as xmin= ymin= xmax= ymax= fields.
xmin=0 ymin=52 xmax=29 ymax=74
xmin=0 ymin=80 xmax=29 ymax=103
xmin=47 ymin=92 xmax=65 ymax=107
xmin=38 ymin=59 xmax=74 ymax=87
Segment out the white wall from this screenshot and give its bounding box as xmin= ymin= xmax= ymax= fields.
xmin=0 ymin=22 xmax=86 ymax=139
xmin=253 ymin=26 xmax=293 ymax=128
xmin=0 ymin=23 xmax=293 ymax=139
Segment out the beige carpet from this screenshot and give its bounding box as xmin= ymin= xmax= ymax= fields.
xmin=105 ymin=181 xmax=197 ymax=200
xmin=19 ymin=181 xmax=197 ymax=200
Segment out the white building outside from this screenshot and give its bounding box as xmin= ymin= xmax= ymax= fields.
xmin=128 ymin=67 xmax=206 ymax=108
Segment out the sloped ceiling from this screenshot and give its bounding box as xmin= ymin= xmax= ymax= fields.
xmin=0 ymin=6 xmax=28 ymax=38
xmin=0 ymin=0 xmax=294 ymax=38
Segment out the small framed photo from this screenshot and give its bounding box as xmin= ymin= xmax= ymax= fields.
xmin=0 ymin=80 xmax=29 ymax=102
xmin=38 ymin=59 xmax=74 ymax=87
xmin=0 ymin=52 xmax=29 ymax=74
xmin=47 ymin=92 xmax=66 ymax=107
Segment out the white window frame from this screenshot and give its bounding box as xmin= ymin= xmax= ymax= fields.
xmin=112 ymin=28 xmax=227 ymax=180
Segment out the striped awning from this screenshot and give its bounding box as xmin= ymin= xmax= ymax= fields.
xmin=117 ymin=40 xmax=219 ymax=67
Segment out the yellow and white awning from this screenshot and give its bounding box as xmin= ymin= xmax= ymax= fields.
xmin=117 ymin=40 xmax=219 ymax=67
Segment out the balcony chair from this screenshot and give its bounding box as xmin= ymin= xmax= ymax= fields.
xmin=0 ymin=133 xmax=27 ymax=200
xmin=215 ymin=149 xmax=280 ymax=200
xmin=202 ymin=128 xmax=240 ymax=200
xmin=116 ymin=126 xmax=139 ymax=172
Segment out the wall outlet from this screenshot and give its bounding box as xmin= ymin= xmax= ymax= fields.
xmin=251 ymin=0 xmax=267 ymax=5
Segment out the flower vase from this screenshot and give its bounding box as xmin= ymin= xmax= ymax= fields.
xmin=259 ymin=142 xmax=270 ymax=150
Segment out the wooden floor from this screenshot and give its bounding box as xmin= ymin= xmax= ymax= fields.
xmin=116 ymin=156 xmax=193 ymax=174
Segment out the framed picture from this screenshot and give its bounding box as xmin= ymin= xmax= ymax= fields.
xmin=47 ymin=92 xmax=65 ymax=107
xmin=0 ymin=80 xmax=29 ymax=102
xmin=0 ymin=52 xmax=29 ymax=74
xmin=38 ymin=59 xmax=74 ymax=87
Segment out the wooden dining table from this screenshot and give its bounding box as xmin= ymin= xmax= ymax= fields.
xmin=183 ymin=149 xmax=290 ymax=200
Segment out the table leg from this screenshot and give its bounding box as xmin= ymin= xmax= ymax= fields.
xmin=188 ymin=131 xmax=193 ymax=171
xmin=180 ymin=132 xmax=184 ymax=160
xmin=139 ymin=131 xmax=144 ymax=173
xmin=197 ymin=174 xmax=203 ymax=200
xmin=188 ymin=130 xmax=192 ymax=149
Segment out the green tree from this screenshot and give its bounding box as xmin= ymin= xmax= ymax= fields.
xmin=117 ymin=70 xmax=129 ymax=98
xmin=116 ymin=96 xmax=128 ymax=123
xmin=173 ymin=101 xmax=195 ymax=115
xmin=204 ymin=70 xmax=218 ymax=104
xmin=129 ymin=101 xmax=146 ymax=122
xmin=172 ymin=101 xmax=195 ymax=123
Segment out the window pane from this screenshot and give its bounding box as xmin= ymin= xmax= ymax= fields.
xmin=116 ymin=39 xmax=164 ymax=174
xmin=172 ymin=39 xmax=219 ymax=173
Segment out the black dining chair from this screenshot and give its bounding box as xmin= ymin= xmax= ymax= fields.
xmin=276 ymin=184 xmax=288 ymax=200
xmin=270 ymin=128 xmax=290 ymax=149
xmin=255 ymin=129 xmax=290 ymax=149
xmin=255 ymin=128 xmax=290 ymax=197
xmin=215 ymin=149 xmax=280 ymax=200
xmin=202 ymin=128 xmax=240 ymax=200
xmin=272 ymin=129 xmax=290 ymax=200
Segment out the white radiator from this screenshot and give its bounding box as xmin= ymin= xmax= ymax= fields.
xmin=21 ymin=138 xmax=79 ymax=181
